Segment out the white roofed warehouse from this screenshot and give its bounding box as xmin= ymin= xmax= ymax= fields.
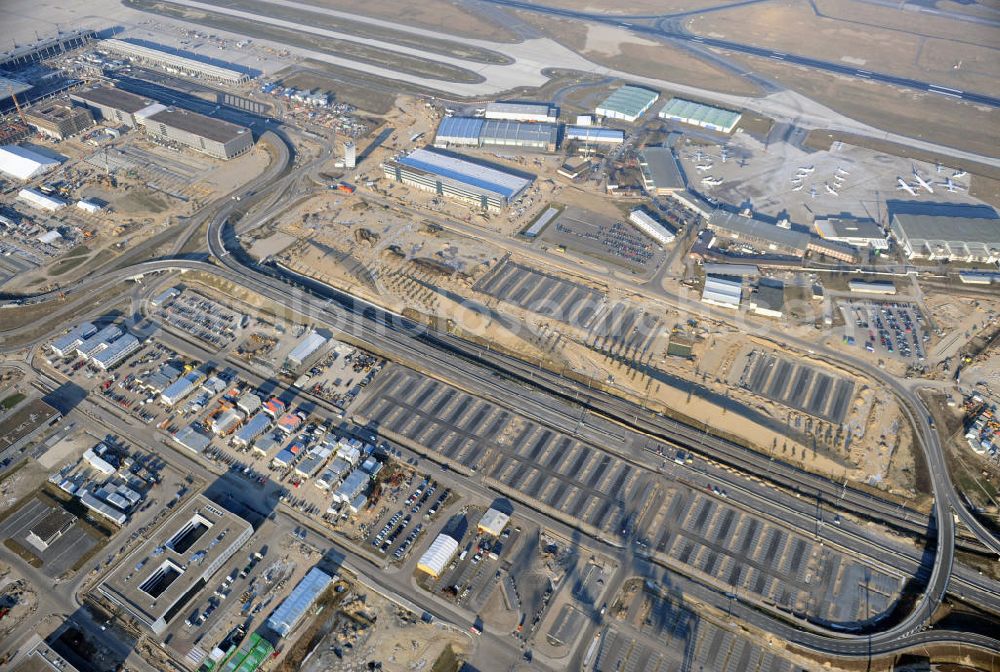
xmin=267 ymin=567 xmax=334 ymax=637
xmin=595 ymin=85 xmax=659 ymax=122
xmin=814 ymin=217 xmax=888 ymax=250
xmin=484 ymin=101 xmax=558 ymax=123
xmin=702 ymin=274 xmax=742 ymax=310
xmin=382 ymin=148 xmax=533 ymax=212
xmin=477 ymin=508 xmax=510 ymax=537
xmin=658 ymin=98 xmax=742 ymax=133
xmin=0 ymin=146 xmax=60 ymax=181
xmin=628 ymin=209 xmax=676 ymax=247
xmin=417 ymin=533 xmax=459 ymax=578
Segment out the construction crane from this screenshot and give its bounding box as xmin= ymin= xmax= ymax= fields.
xmin=7 ymin=85 xmax=28 ymax=127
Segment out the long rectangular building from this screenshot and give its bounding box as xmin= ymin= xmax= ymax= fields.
xmin=707 ymin=211 xmax=810 ymax=257
xmin=382 ymin=148 xmax=532 ymax=212
xmin=638 ymin=146 xmax=686 ymax=195
xmin=890 ymin=212 xmax=1000 ymax=262
xmin=628 ymin=209 xmax=676 ymax=246
xmin=814 ymin=216 xmax=888 ymax=250
xmin=70 ymin=85 xmax=159 ymax=128
xmin=97 ymin=495 xmax=253 ymax=634
xmin=99 ymin=39 xmax=250 ymax=85
xmin=565 ymin=126 xmax=624 ymax=145
xmin=484 ymin=101 xmax=557 ymax=123
xmin=433 ymin=117 xmax=557 ymax=151
xmin=267 ymin=567 xmax=333 ymax=637
xmin=139 ymin=107 xmax=253 ymax=160
xmin=596 ymin=85 xmax=659 ymax=122
xmin=658 ymin=98 xmax=741 ymax=133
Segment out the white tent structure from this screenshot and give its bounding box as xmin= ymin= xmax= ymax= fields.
xmin=0 ymin=145 xmax=60 ymax=181
xmin=417 ymin=533 xmax=459 ymax=578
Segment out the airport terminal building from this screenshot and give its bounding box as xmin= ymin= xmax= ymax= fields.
xmin=382 ymin=148 xmax=533 ymax=211
xmin=139 ymin=107 xmax=254 ymax=160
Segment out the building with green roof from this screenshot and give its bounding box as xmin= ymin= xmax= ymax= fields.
xmin=658 ymin=98 xmax=742 ymax=133
xmin=595 ymin=85 xmax=660 ymax=122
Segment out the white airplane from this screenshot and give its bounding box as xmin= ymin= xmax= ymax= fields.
xmin=798 ymin=166 xmax=815 ymax=174
xmin=790 ymin=177 xmax=802 ymax=184
xmin=913 ymin=168 xmax=935 ymax=194
xmin=942 ymin=178 xmax=964 ymax=193
xmin=824 ymin=183 xmax=839 ymax=196
xmin=791 ymin=183 xmax=805 ymax=191
xmin=835 ymin=166 xmax=850 ymax=176
xmin=810 ymin=186 xmax=817 ymax=198
xmin=696 ymin=163 xmax=713 ymax=172
xmin=896 ymin=178 xmax=918 ymax=196
xmin=935 ymin=162 xmax=943 ymax=174
xmin=720 ymin=148 xmax=729 ymax=164
xmin=701 ymin=176 xmax=723 ymax=186
xmin=953 ymin=170 xmax=967 ymax=179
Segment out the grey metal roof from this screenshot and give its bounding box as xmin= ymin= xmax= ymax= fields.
xmin=267 ymin=567 xmax=333 ymax=637
xmin=436 ymin=116 xmax=484 ymax=141
xmin=145 ymin=107 xmax=250 ymax=144
xmin=892 ymin=213 xmax=1000 ymax=244
xmin=479 ymin=119 xmax=557 ymax=145
xmin=708 ymin=211 xmax=810 ymax=252
xmin=596 ymin=85 xmax=659 ymax=118
xmin=639 ymin=146 xmax=685 ymax=191
xmin=72 ymin=85 xmax=155 ymax=113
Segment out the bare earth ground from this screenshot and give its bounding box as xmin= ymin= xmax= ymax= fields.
xmin=688 ymin=0 xmax=1000 ymax=97
xmin=517 ymin=0 xmax=741 ymax=13
xmin=514 ymin=12 xmax=763 ymax=96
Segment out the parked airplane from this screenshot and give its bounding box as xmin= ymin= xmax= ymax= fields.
xmin=696 ymin=163 xmax=713 ymax=172
xmin=953 ymin=170 xmax=968 ymax=179
xmin=835 ymin=167 xmax=850 ymax=176
xmin=701 ymin=177 xmax=723 ymax=186
xmin=791 ymin=183 xmax=805 ymax=191
xmin=824 ymin=183 xmax=839 ymax=196
xmin=896 ymin=178 xmax=918 ymax=196
xmin=798 ymin=166 xmax=815 ymax=173
xmin=942 ymin=178 xmax=964 ymax=193
xmin=913 ymin=168 xmax=935 ymax=194
xmin=810 ymin=186 xmax=817 ymax=198
xmin=720 ymin=148 xmax=730 ymax=163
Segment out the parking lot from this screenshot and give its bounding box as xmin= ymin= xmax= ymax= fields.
xmin=364 ymin=476 xmax=450 ymax=563
xmin=356 ymin=365 xmax=657 ymax=541
xmin=638 ymin=482 xmax=901 ymax=623
xmin=596 ymin=581 xmax=800 ymax=672
xmin=0 ymin=495 xmax=98 ymax=577
xmin=536 ymin=206 xmax=665 ymax=274
xmin=154 ymin=290 xmax=246 ymax=349
xmin=474 ymin=259 xmax=661 ymax=354
xmin=839 ymin=300 xmax=928 ymax=361
xmin=737 ymin=349 xmax=856 ymax=424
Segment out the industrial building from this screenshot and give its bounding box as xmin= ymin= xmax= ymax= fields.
xmin=174 ymin=425 xmax=212 ymax=453
xmin=0 ymin=75 xmax=32 ymax=109
xmin=658 ymin=98 xmax=742 ymax=133
xmin=564 ymin=126 xmax=624 ymax=145
xmin=701 ymin=274 xmax=743 ymax=309
xmin=24 ymin=101 xmax=94 ymax=139
xmin=1 ymin=145 xmax=61 ymax=181
xmin=890 ymin=212 xmax=1000 ymax=262
xmin=434 ymin=117 xmax=484 ymax=147
xmin=484 ymin=101 xmax=558 ymax=123
xmin=595 ymin=85 xmax=659 ymax=122
xmin=382 ymin=148 xmax=533 ymax=212
xmin=343 ymin=141 xmax=356 ymax=168
xmin=92 ymin=334 xmax=140 ymax=369
xmin=433 ymin=117 xmax=558 ymax=151
xmin=478 ymin=508 xmax=510 ymax=537
xmin=849 ymin=279 xmax=897 ymax=295
xmin=70 ymin=85 xmax=158 ymax=128
xmin=628 ymin=209 xmax=676 ymax=246
xmin=17 ymin=187 xmax=65 ymax=211
xmin=76 ymin=324 xmax=123 ymax=358
xmin=286 ymin=331 xmax=327 ymax=369
xmin=26 ymin=508 xmax=75 ymax=552
xmin=140 ymin=107 xmax=253 ymax=160
xmin=212 ymin=408 xmax=244 ymax=435
xmin=0 ymin=398 xmax=61 ymax=454
xmin=417 ymin=533 xmax=459 ymax=578
xmin=234 ymin=413 xmax=272 ymax=447
xmin=51 ymin=322 xmax=97 ymax=357
xmin=707 ymin=211 xmax=810 ymax=257
xmin=807 ymin=237 xmax=859 ymax=263
xmin=814 ymin=217 xmax=888 ymax=250
xmin=749 ymin=280 xmax=785 ymax=318
xmin=98 ymin=39 xmax=250 ymax=86
xmin=638 ymin=146 xmax=686 ymax=195
xmin=97 ymin=495 xmax=253 ymax=635
xmin=267 ymin=567 xmax=334 ymax=637
xmin=161 ymin=370 xmax=207 ymax=406
xmin=479 ymin=119 xmax=558 ymax=151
